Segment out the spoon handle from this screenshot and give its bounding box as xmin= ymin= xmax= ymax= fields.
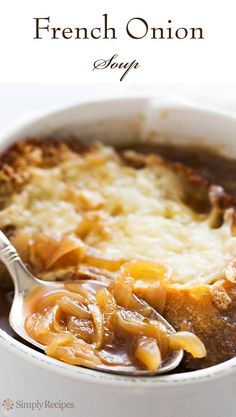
xmin=0 ymin=230 xmax=35 ymax=292
xmin=0 ymin=231 xmax=20 ymax=262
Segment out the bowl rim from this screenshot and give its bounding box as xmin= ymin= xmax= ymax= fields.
xmin=1 ymin=94 xmax=236 ymax=388
xmin=1 ymin=325 xmax=236 ymax=388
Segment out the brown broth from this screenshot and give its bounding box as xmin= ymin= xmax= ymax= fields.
xmin=127 ymin=144 xmax=236 ymax=196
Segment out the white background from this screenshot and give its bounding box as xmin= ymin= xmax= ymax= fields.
xmin=0 ymin=0 xmax=236 ymax=83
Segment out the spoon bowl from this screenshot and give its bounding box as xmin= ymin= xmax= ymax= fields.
xmin=0 ymin=230 xmax=183 ymax=376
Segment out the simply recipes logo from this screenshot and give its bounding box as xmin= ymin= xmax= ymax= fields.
xmin=1 ymin=398 xmax=76 ymax=413
xmin=32 ymin=14 xmax=205 ymax=81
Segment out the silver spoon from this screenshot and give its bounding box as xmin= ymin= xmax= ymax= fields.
xmin=0 ymin=230 xmax=183 ymax=376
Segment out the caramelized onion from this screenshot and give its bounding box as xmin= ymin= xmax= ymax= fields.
xmin=109 ymin=272 xmax=152 ymax=317
xmin=120 ymin=260 xmax=172 ymax=284
xmin=168 ymin=331 xmax=207 ymax=358
xmin=134 ymin=336 xmax=161 ymax=372
xmin=96 ymin=288 xmax=117 ymax=346
xmin=64 ymin=282 xmax=96 ymax=304
xmin=85 ymin=247 xmax=125 ymax=272
xmin=51 ymin=304 xmax=66 ymax=333
xmin=58 ymin=296 xmax=90 ymax=319
xmin=35 ymin=290 xmax=86 ymax=310
xmin=67 ymin=315 xmax=94 ymax=344
xmin=32 ymin=234 xmax=86 ymax=270
xmin=116 ymin=310 xmax=169 ymax=357
xmin=46 ymin=333 xmax=102 ymax=367
xmin=25 ymin=309 xmax=57 ymax=345
xmin=25 ymin=263 xmax=207 ymax=371
xmin=88 ymin=303 xmax=104 ymax=348
xmin=118 ymin=260 xmax=171 ymax=313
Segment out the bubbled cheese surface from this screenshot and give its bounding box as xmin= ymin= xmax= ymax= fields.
xmin=0 ymin=144 xmax=235 ymax=286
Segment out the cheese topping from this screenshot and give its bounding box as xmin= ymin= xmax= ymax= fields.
xmin=0 ymin=143 xmax=235 ymax=286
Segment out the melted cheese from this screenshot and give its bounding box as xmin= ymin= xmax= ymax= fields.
xmin=0 ymin=144 xmax=236 ymax=286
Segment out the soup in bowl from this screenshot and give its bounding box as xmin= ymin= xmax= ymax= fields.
xmin=0 ymin=96 xmax=236 ymax=417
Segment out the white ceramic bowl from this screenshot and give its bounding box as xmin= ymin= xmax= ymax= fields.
xmin=0 ymin=96 xmax=236 ymax=417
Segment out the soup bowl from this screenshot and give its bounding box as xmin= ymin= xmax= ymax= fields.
xmin=0 ymin=96 xmax=236 ymax=417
